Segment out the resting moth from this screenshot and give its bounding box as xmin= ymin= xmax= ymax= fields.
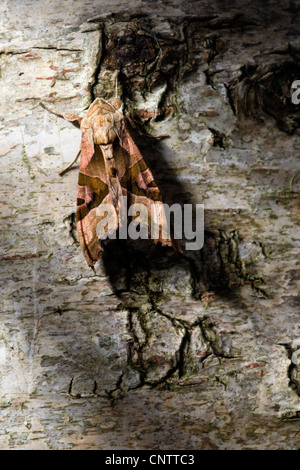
xmin=41 ymin=97 xmax=180 ymax=271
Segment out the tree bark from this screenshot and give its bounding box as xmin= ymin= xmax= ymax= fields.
xmin=0 ymin=0 xmax=299 ymax=449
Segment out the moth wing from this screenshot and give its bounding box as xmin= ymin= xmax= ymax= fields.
xmin=77 ymin=140 xmax=109 ymax=268
xmin=118 ymin=122 xmax=163 ymax=201
xmin=119 ymin=122 xmax=176 ymax=249
xmin=80 ymin=127 xmax=95 ymax=168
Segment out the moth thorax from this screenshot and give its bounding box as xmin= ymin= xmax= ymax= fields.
xmin=93 ymin=113 xmax=121 ymax=144
xmin=94 ymin=126 xmax=117 ymax=144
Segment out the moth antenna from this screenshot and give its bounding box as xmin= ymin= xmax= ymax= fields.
xmin=59 ymin=149 xmax=81 ymax=176
xmin=112 ymin=71 xmax=124 ymax=112
xmin=114 ymin=123 xmax=121 ymax=140
xmin=115 ymin=74 xmax=118 ymax=98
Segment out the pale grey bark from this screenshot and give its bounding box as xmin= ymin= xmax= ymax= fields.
xmin=0 ymin=0 xmax=300 ymax=449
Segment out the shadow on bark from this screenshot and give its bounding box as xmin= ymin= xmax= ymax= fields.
xmin=101 ymin=134 xmax=248 ymax=303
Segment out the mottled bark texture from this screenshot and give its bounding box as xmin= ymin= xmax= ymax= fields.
xmin=0 ymin=0 xmax=300 ymax=449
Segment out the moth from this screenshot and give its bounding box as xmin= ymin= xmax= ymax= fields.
xmin=41 ymin=97 xmax=179 ymax=270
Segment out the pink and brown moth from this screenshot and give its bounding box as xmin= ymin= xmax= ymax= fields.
xmin=41 ymin=97 xmax=179 ymax=270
